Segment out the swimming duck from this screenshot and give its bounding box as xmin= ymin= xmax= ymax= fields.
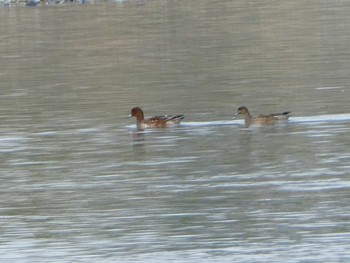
xmin=129 ymin=107 xmax=184 ymax=130
xmin=235 ymin=106 xmax=291 ymax=127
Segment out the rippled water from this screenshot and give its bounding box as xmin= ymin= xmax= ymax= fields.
xmin=1 ymin=1 xmax=350 ymax=262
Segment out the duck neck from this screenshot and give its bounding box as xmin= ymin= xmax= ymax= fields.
xmin=135 ymin=112 xmax=144 ymax=130
xmin=243 ymin=111 xmax=252 ymax=127
xmin=135 ymin=111 xmax=144 ymax=122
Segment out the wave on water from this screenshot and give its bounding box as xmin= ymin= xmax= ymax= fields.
xmin=185 ymin=113 xmax=350 ymax=127
xmin=181 ymin=120 xmax=242 ymax=127
xmin=126 ymin=113 xmax=350 ymax=129
xmin=289 ymin=113 xmax=350 ymax=124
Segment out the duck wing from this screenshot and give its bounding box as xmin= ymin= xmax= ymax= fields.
xmin=150 ymin=115 xmax=184 ymax=122
xmin=270 ymin=111 xmax=291 ymax=120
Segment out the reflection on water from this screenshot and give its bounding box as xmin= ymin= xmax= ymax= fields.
xmin=1 ymin=0 xmax=350 ymax=262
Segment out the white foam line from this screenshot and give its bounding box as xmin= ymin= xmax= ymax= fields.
xmin=290 ymin=114 xmax=350 ymax=123
xmin=181 ymin=120 xmax=243 ymax=127
xmin=181 ymin=114 xmax=350 ymax=127
xmin=316 ymin=86 xmax=344 ymax=90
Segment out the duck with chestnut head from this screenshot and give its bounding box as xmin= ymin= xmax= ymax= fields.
xmin=129 ymin=107 xmax=184 ymax=130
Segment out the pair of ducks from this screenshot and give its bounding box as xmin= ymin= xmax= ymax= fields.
xmin=129 ymin=106 xmax=291 ymax=130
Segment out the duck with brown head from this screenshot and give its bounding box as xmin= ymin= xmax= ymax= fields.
xmin=129 ymin=107 xmax=185 ymax=131
xmin=236 ymin=106 xmax=291 ymax=128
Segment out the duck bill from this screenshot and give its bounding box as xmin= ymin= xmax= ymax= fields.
xmin=233 ymin=113 xmax=240 ymax=119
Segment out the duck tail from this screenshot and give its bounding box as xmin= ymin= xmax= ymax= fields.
xmin=169 ymin=114 xmax=185 ymax=124
xmin=274 ymin=111 xmax=291 ymax=120
xmin=173 ymin=114 xmax=185 ymax=119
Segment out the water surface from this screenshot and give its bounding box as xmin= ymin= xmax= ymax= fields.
xmin=1 ymin=1 xmax=350 ymax=262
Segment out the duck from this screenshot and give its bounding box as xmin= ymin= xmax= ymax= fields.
xmin=128 ymin=107 xmax=184 ymax=130
xmin=235 ymin=106 xmax=291 ymax=127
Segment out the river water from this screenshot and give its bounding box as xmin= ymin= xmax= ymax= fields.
xmin=1 ymin=1 xmax=350 ymax=262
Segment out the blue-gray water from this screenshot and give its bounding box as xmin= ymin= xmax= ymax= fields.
xmin=1 ymin=1 xmax=350 ymax=262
